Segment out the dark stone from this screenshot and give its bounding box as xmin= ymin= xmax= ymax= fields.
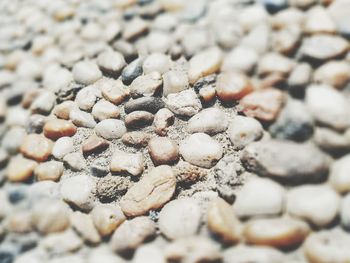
xmin=121 ymin=58 xmax=143 ymax=85
xmin=261 ymin=0 xmax=287 ymax=14
xmin=124 ymin=97 xmax=165 ymax=114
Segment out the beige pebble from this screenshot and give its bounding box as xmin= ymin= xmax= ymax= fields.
xmin=153 ymin=108 xmax=175 ymax=136
xmin=34 ymin=161 xmax=64 ymax=181
xmin=216 ymin=72 xmax=253 ymax=102
xmin=110 ymin=150 xmax=144 ymax=176
xmin=148 ymin=137 xmax=179 ymax=165
xmin=70 ymin=211 xmax=101 ymax=244
xmin=199 ymin=86 xmax=216 ymax=103
xmin=53 ymin=101 xmax=76 ymax=120
xmin=100 ymin=78 xmax=130 ymax=105
xmin=122 ymin=131 xmax=151 ymax=147
xmin=20 ymin=134 xmax=53 ymax=162
xmin=43 ymin=119 xmax=77 ymax=140
xmin=6 ymin=156 xmax=37 ymax=182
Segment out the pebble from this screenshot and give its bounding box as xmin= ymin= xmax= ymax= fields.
xmin=91 ymin=204 xmax=126 ymax=237
xmin=159 ymin=198 xmax=201 ymax=240
xmin=221 ymin=46 xmax=258 ymax=74
xmin=60 ymin=174 xmax=96 ymax=211
xmin=303 ymin=6 xmax=336 ymax=35
xmin=261 ymin=0 xmax=287 ymax=13
xmin=199 ymin=85 xmax=216 ymax=103
xmin=97 ymin=51 xmax=126 ymax=78
xmin=242 ymin=140 xmax=329 ymax=183
xmin=43 ymin=119 xmax=77 ymax=140
xmin=153 ymin=108 xmax=175 ymax=136
xmin=30 ymin=91 xmax=56 ymax=115
xmin=227 ymin=115 xmax=263 ymax=150
xmin=120 ymin=165 xmax=176 ymax=217
xmin=207 ymin=197 xmax=242 ymax=244
xmin=125 ymin=111 xmax=154 ymax=129
xmin=122 ymin=131 xmax=151 ymax=147
xmin=272 ymin=25 xmax=301 ymax=55
xmin=341 ymin=193 xmax=350 ymax=229
xmin=90 ymin=158 xmax=109 ymax=177
xmin=88 ymin=246 xmax=125 ymax=263
xmin=95 ymin=119 xmax=127 ymax=140
xmin=286 ymin=184 xmax=340 ymax=227
xmin=179 ymin=133 xmax=223 ymax=168
xmin=314 ymin=127 xmax=350 ymax=154
xmin=20 ymin=134 xmax=53 ymax=162
xmin=165 ymin=89 xmax=202 ymax=117
xmin=52 ymin=137 xmax=74 ymax=160
xmin=188 ymin=47 xmax=223 ymax=84
xmin=72 ymin=61 xmax=102 ymax=85
xmin=241 ymin=24 xmax=271 ymax=55
xmin=75 ymin=85 xmax=101 ymax=111
xmin=53 ymin=101 xmax=76 ymax=120
xmin=2 ymin=127 xmax=26 ymax=154
xmin=234 ymin=177 xmax=285 ymax=218
xmin=130 ymin=72 xmax=162 ymax=97
xmin=133 ymin=244 xmax=165 ymax=263
xmin=313 ymin=61 xmax=350 ymax=89
xmin=173 ymin=160 xmax=207 ymax=183
xmin=162 ymin=70 xmax=189 ymax=96
xmin=216 ymin=72 xmax=253 ymax=102
xmin=187 ymin=108 xmax=228 ymax=135
xmin=110 ymin=216 xmax=156 ymax=253
xmin=43 ymin=67 xmax=73 ymax=93
xmin=82 ymin=135 xmax=109 ymax=155
xmin=100 ymin=78 xmax=130 ymax=105
xmin=40 ymin=229 xmax=83 ymax=254
xmin=244 ymin=217 xmax=310 ymax=248
xmin=34 ymin=161 xmax=63 ymax=181
xmin=122 ymin=17 xmax=149 ymax=41
xmin=92 ymin=99 xmax=120 ymax=121
xmin=121 ymin=58 xmax=144 ymax=85
xmin=303 ymin=230 xmax=350 ymax=263
xmin=329 ymin=155 xmax=350 ymax=194
xmin=110 ymin=150 xmax=144 ymax=176
xmin=306 ymin=84 xmax=350 ymax=131
xmin=6 ymin=156 xmax=37 ymax=182
xmin=143 ymin=53 xmax=171 ymax=75
xmin=287 ymin=63 xmax=312 ymax=92
xmin=63 ymin=152 xmax=86 ymax=171
xmin=32 ymin=199 xmax=70 ymax=234
xmin=69 ymin=108 xmax=97 ymax=128
xmin=328 ymin=0 xmax=350 ymax=37
xmin=70 ymin=211 xmax=101 ymax=244
xmin=239 ymin=88 xmax=285 ymax=122
xmin=148 ymin=137 xmax=179 ymax=165
xmin=258 ymin=52 xmax=295 ymax=77
xmin=124 ymin=97 xmax=165 ymax=114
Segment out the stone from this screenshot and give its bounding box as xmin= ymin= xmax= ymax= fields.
xmin=242 ymin=140 xmax=330 ymax=183
xmin=188 ymin=47 xmax=223 ymax=84
xmin=100 ymin=78 xmax=130 ymax=105
xmin=162 ymin=70 xmax=189 ymax=96
xmin=6 ymin=156 xmax=37 ymax=182
xmin=53 ymin=101 xmax=76 ymax=120
xmin=122 ymin=131 xmax=151 ymax=147
xmin=20 ymin=134 xmax=53 ymax=162
xmin=96 ymin=175 xmax=131 ymax=202
xmin=303 ymin=230 xmax=350 ymax=263
xmin=2 ymin=127 xmax=26 ymax=154
xmin=69 ymin=108 xmax=96 ymax=128
xmin=314 ymin=127 xmax=350 ymax=154
xmin=148 ymin=137 xmax=179 ymax=165
xmin=92 ymin=99 xmax=120 ymax=121
xmin=72 ymin=61 xmax=102 ymax=85
xmin=153 ymin=108 xmax=175 ymax=136
xmin=110 ymin=150 xmax=144 ymax=176
xmin=34 ymin=161 xmax=63 ymax=181
xmin=110 ymin=217 xmax=156 ymax=253
xmin=287 ymin=185 xmax=340 ymax=227
xmin=216 ymin=72 xmax=253 ymax=102
xmin=188 ymin=108 xmax=228 ymax=135
xmin=314 ymin=61 xmax=350 ymax=89
xmin=43 ymin=67 xmax=73 ymax=93
xmin=130 ymin=72 xmax=162 ymax=97
xmin=26 ymin=114 xmax=46 ymax=134
xmin=330 ymin=155 xmax=350 ymax=194
xmin=303 ymin=6 xmax=336 ymax=34
xmin=30 ymin=91 xmax=56 ymax=115
xmin=40 ymin=229 xmax=83 ymax=254
xmin=199 ymin=86 xmax=216 ymax=103
xmin=306 ymin=84 xmax=350 ymax=131
xmin=70 ymin=211 xmax=101 ymax=244
xmin=125 ymin=97 xmax=165 ymax=114
xmin=244 ymin=217 xmax=310 ymax=248
xmin=75 ymin=85 xmax=101 ymax=111
xmin=328 ymin=0 xmax=350 ymax=37
xmin=241 ymin=24 xmax=271 ymax=55
xmin=301 ymin=35 xmax=349 ymax=61
xmin=221 ymin=46 xmax=258 ymax=74
xmin=165 ymin=89 xmax=202 ymax=117
xmin=173 ymin=160 xmax=207 ymax=183
xmin=341 ymin=193 xmax=350 ymax=230
xmin=143 ymin=53 xmax=171 ymax=75
xmin=207 ymin=197 xmax=242 ymax=244
xmin=120 ymin=165 xmax=176 ymax=217
xmin=63 ymin=152 xmax=86 ymax=171
xmin=60 ymin=174 xmax=96 ymax=211
xmin=91 ymin=204 xmax=126 ymax=237
xmin=159 ymin=198 xmax=201 ymax=240
xmin=258 ymin=53 xmax=294 ymax=77
xmin=52 ymin=136 xmax=74 ymax=159
xmin=288 ymin=63 xmax=312 ymax=92
xmin=97 ymin=51 xmax=126 ymax=77
xmin=179 ymin=133 xmax=223 ymax=168
xmin=272 ymin=25 xmax=301 ymax=55
xmin=95 ymin=119 xmax=127 ymax=140
xmin=122 ymin=58 xmax=144 ymax=85
xmin=90 ymin=158 xmax=109 ymax=177
xmin=125 ymin=111 xmax=154 ymax=129
xmin=43 ymin=119 xmax=77 ymax=140
xmin=82 ymin=135 xmax=109 ymax=155
xmin=122 ymin=17 xmax=149 ymax=41
xmin=133 ymin=244 xmax=165 ymax=263
xmin=234 ymin=177 xmax=285 ymax=218
xmin=227 ymin=115 xmax=264 ymax=150
xmin=32 ymin=199 xmax=70 ymax=234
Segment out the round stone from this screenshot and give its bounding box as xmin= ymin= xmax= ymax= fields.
xmin=92 ymin=100 xmax=120 ymax=121
xmin=124 ymin=111 xmax=154 ymax=129
xmin=148 ymin=137 xmax=179 ymax=165
xmin=216 ymin=72 xmax=253 ymax=102
xmin=97 ymin=51 xmax=126 ymax=77
xmin=20 ymin=134 xmax=53 ymax=162
xmin=314 ymin=61 xmax=350 ymax=89
xmin=187 ymin=108 xmax=228 ymax=135
xmin=95 ymin=119 xmax=127 ymax=140
xmin=165 ymin=89 xmax=202 ymax=117
xmin=110 ymin=150 xmax=144 ymax=176
xmin=130 ymin=72 xmax=162 ymax=98
xmin=6 ymin=156 xmax=37 ymax=182
xmin=143 ymin=53 xmax=171 ymax=75
xmin=34 ymin=161 xmax=63 ymax=181
xmin=162 ymin=70 xmax=189 ymax=96
xmin=72 ymin=61 xmax=102 ymax=85
xmin=52 ymin=137 xmax=74 ymax=160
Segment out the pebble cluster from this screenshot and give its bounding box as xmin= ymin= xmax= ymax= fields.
xmin=0 ymin=0 xmax=350 ymax=262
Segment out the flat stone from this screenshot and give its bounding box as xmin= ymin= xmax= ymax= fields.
xmin=75 ymin=85 xmax=101 ymax=111
xmin=242 ymin=140 xmax=330 ymax=183
xmin=30 ymin=91 xmax=56 ymax=115
xmin=162 ymin=70 xmax=189 ymax=96
xmin=63 ymin=152 xmax=86 ymax=171
xmin=258 ymin=52 xmax=295 ymax=76
xmin=287 ymin=185 xmax=340 ymax=227
xmin=234 ymin=177 xmax=285 ymax=218
xmin=52 ymin=137 xmax=74 ymax=160
xmin=330 ymin=155 xmax=350 ymax=194
xmin=70 ymin=211 xmax=101 ymax=244
xmin=124 ymin=111 xmax=154 ymax=129
xmin=148 ymin=137 xmax=179 ymax=165
xmin=314 ymin=61 xmax=350 ymax=89
xmin=92 ymin=99 xmax=120 ymax=121
xmin=159 ymin=198 xmax=201 ymax=240
xmin=153 ymin=108 xmax=175 ymax=136
xmin=6 ymin=156 xmax=37 ymax=182
xmin=100 ymin=78 xmax=130 ymax=105
xmin=95 ymin=119 xmax=127 ymax=140
xmin=82 ymin=135 xmax=109 ymax=155
xmin=122 ymin=131 xmax=151 ymax=147
xmin=60 ymin=174 xmax=96 ymax=211
xmin=97 ymin=51 xmax=126 ymax=78
xmin=216 ymin=72 xmax=253 ymax=102
xmin=72 ymin=61 xmax=102 ymax=85
xmin=20 ymin=134 xmax=53 ymax=162
xmin=188 ymin=108 xmax=228 ymax=135
xmin=303 ymin=6 xmax=336 ymax=34
xmin=239 ymin=88 xmax=285 ymax=122
xmin=110 ymin=150 xmax=144 ymax=176
xmin=120 ymin=165 xmax=176 ymax=217
xmin=130 ymin=72 xmax=162 ymax=97
xmin=124 ymin=97 xmax=165 ymax=114
xmin=43 ymin=119 xmax=77 ymax=140
xmin=110 ymin=217 xmax=156 ymax=253
xmin=227 ymin=115 xmax=263 ymax=150
xmin=69 ymin=108 xmax=96 ymax=128
xmin=166 ymin=89 xmax=202 ymax=117
xmin=179 ymin=133 xmax=223 ymax=168
xmin=34 ymin=161 xmax=63 ymax=182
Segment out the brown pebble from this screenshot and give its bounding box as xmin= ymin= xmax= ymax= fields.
xmin=100 ymin=79 xmax=130 ymax=105
xmin=199 ymin=86 xmax=216 ymax=104
xmin=53 ymin=101 xmax=76 ymax=120
xmin=6 ymin=156 xmax=37 ymax=182
xmin=153 ymin=108 xmax=175 ymax=136
xmin=216 ymin=72 xmax=253 ymax=102
xmin=43 ymin=119 xmax=77 ymax=140
xmin=21 ymin=88 xmax=42 ymax=109
xmin=125 ymin=111 xmax=154 ymax=129
xmin=20 ymin=134 xmax=53 ymax=162
xmin=122 ymin=131 xmax=151 ymax=147
xmin=82 ymin=135 xmax=109 ymax=155
xmin=148 ymin=137 xmax=179 ymax=165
